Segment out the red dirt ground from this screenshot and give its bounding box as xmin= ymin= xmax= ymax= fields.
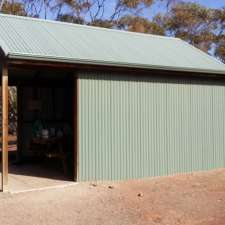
xmin=1 ymin=169 xmax=225 ymax=225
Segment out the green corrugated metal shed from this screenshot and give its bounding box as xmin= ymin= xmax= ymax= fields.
xmin=0 ymin=13 xmax=224 ymax=74
xmin=78 ymin=73 xmax=225 ymax=181
xmin=1 ymin=14 xmax=225 ymax=182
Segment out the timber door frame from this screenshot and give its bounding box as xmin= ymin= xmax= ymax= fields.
xmin=74 ymin=76 xmax=79 ymax=181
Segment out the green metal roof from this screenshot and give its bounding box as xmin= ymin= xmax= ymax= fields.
xmin=0 ymin=13 xmax=224 ymax=74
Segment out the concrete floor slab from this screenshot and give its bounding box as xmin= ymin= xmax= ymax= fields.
xmin=1 ymin=161 xmax=75 ymax=193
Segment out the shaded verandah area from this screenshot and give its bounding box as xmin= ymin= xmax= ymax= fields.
xmin=1 ymin=62 xmax=78 ymax=192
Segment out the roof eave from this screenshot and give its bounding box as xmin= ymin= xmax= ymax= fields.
xmin=7 ymin=53 xmax=225 ymax=76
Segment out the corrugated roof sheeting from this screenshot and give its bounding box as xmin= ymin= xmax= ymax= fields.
xmin=0 ymin=14 xmax=224 ymax=74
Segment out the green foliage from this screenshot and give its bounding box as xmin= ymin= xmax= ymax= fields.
xmin=57 ymin=14 xmax=85 ymax=24
xmin=89 ymin=19 xmax=114 ymax=28
xmin=213 ymin=7 xmax=225 ymax=62
xmin=118 ymin=15 xmax=164 ymax=35
xmin=1 ymin=0 xmax=26 ymax=16
xmin=215 ymin=40 xmax=225 ymax=63
xmin=163 ymin=3 xmax=216 ymax=51
xmin=119 ymin=0 xmax=153 ymax=9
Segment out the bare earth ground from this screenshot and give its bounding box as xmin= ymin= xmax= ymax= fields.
xmin=1 ymin=169 xmax=225 ymax=225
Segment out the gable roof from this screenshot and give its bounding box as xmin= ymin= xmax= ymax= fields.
xmin=0 ymin=13 xmax=224 ymax=75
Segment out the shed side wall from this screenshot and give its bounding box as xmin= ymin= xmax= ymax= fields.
xmin=78 ymin=72 xmax=225 ymax=181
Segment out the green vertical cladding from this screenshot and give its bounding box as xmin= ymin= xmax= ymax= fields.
xmin=78 ymin=72 xmax=225 ymax=181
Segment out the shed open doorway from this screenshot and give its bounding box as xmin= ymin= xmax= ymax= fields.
xmin=2 ymin=67 xmax=77 ymax=193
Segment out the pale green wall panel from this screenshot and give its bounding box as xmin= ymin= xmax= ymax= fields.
xmin=79 ymin=74 xmax=112 ymax=181
xmin=78 ymin=72 xmax=225 ymax=181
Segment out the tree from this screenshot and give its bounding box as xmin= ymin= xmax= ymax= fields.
xmin=1 ymin=0 xmax=26 ymax=16
xmin=216 ymin=40 xmax=225 ymax=63
xmin=213 ymin=7 xmax=225 ymax=62
xmin=117 ymin=15 xmax=165 ymax=35
xmin=163 ymin=2 xmax=216 ymax=52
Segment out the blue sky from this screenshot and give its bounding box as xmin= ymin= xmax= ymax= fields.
xmin=188 ymin=0 xmax=224 ymax=8
xmin=43 ymin=0 xmax=224 ymax=20
xmin=148 ymin=0 xmax=224 ymax=18
xmin=100 ymin=0 xmax=224 ymax=21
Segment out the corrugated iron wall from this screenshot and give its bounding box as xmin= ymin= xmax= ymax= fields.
xmin=78 ymin=72 xmax=225 ymax=181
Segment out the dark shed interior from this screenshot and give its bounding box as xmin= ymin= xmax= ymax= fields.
xmin=8 ymin=66 xmax=76 ymax=182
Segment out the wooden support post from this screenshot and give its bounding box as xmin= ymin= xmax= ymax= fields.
xmin=1 ymin=62 xmax=8 ymax=192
